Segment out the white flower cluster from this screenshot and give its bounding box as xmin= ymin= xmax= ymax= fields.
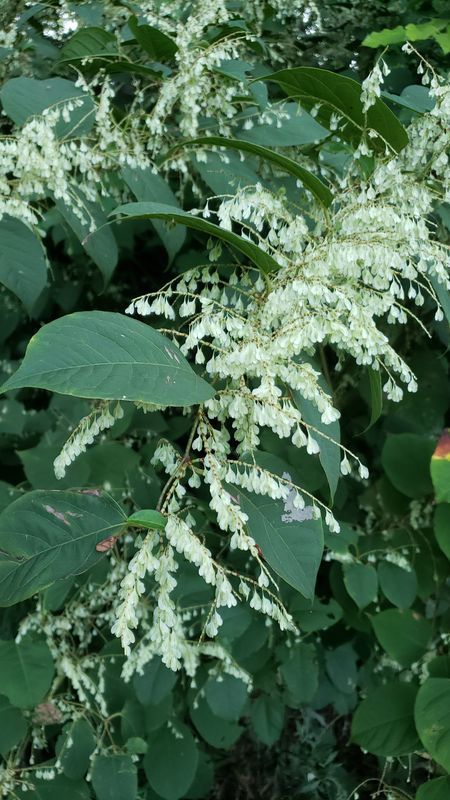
xmin=54 ymin=401 xmax=124 ymax=479
xmin=112 ymin=510 xmax=295 ymax=676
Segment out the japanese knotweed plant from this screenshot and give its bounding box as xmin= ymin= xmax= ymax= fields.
xmin=1 ymin=49 xmax=449 ymax=690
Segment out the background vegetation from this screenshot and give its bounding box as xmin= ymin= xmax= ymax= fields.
xmin=0 ymin=1 xmax=450 ymax=799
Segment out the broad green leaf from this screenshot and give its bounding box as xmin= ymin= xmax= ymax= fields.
xmin=112 ymin=202 xmax=280 ymax=274
xmin=261 ymin=67 xmax=408 ymax=154
xmin=0 ymin=638 xmax=54 ymax=708
xmin=0 ymin=398 xmax=26 ymax=435
xmin=55 ymin=191 xmax=118 ymax=284
xmin=290 ymin=596 xmax=342 ymax=632
xmin=0 ymin=216 xmax=48 ymax=313
xmin=280 ymin=642 xmax=318 ymax=703
xmin=325 ymin=642 xmax=358 ymax=695
xmin=416 ymin=777 xmax=450 ymax=800
xmin=238 ymin=102 xmax=328 ymax=146
xmin=16 ymin=776 xmax=91 ymax=799
xmin=371 ymin=609 xmax=431 ymax=667
xmin=127 ymin=509 xmax=167 ymax=530
xmin=435 ymin=26 xmax=450 ymax=55
xmin=428 ymin=655 xmax=450 ymax=679
xmin=434 ymin=503 xmax=450 ymax=561
xmin=205 ymin=674 xmax=248 ymax=722
xmin=431 ymin=429 xmax=450 ymax=503
xmin=352 ymin=683 xmax=419 ymax=756
xmin=0 ymin=489 xmax=127 ymax=605
xmin=144 ymin=722 xmax=199 ymax=800
xmin=381 ymin=434 xmax=435 ymax=499
xmin=382 ymin=85 xmax=434 ymax=114
xmin=236 ymin=487 xmax=323 ymax=599
xmin=0 ymin=311 xmax=214 ymax=406
xmin=362 ymin=26 xmax=408 ymax=47
xmin=406 ymin=20 xmax=448 ymax=41
xmin=343 ymin=562 xmax=378 ymax=609
xmin=58 ymin=26 xmax=118 ymax=62
xmin=190 ymin=696 xmax=242 ymax=749
xmin=184 ymin=752 xmax=214 ymax=800
xmin=194 ymin=150 xmax=260 ymax=196
xmin=430 ymin=276 xmax=450 ymax=324
xmin=121 ymin=166 xmax=186 ymax=261
xmin=250 ymin=694 xmax=285 ymax=746
xmin=128 ymin=17 xmax=177 ymax=60
xmin=0 ymin=77 xmax=95 ymax=136
xmin=56 ymin=718 xmax=96 ymax=780
xmin=91 ymin=754 xmax=137 ymax=800
xmin=292 ymin=373 xmax=340 ymax=501
xmin=167 ymin=136 xmax=333 ymax=207
xmin=378 ymin=561 xmax=417 ymax=608
xmin=0 ymin=694 xmax=27 ymax=755
xmin=133 ymin=657 xmax=177 ymax=706
xmin=415 ymin=678 xmax=450 ymax=772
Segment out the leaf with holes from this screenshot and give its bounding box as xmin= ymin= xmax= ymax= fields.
xmin=0 ymin=489 xmax=127 ymax=605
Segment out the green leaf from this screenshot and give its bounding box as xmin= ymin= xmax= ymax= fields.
xmin=205 ymin=674 xmax=248 ymax=722
xmin=0 ymin=694 xmax=27 ymax=755
xmin=371 ymin=609 xmax=431 ymax=667
xmin=127 ymin=509 xmax=167 ymax=530
xmin=128 ymin=17 xmax=177 ymax=60
xmin=430 ymin=276 xmax=450 ymax=324
xmin=0 ymin=216 xmax=48 ymax=314
xmin=112 ymin=202 xmax=280 ymax=274
xmin=434 ymin=504 xmax=450 ymax=561
xmin=0 ymin=77 xmax=95 ymax=137
xmin=190 ymin=696 xmax=242 ymax=749
xmin=343 ymin=562 xmax=378 ymax=609
xmin=236 ymin=487 xmax=323 ymax=598
xmin=431 ymin=429 xmax=450 ymax=503
xmin=325 ymin=642 xmax=358 ymax=695
xmin=351 ymin=683 xmax=419 ymax=756
xmin=415 ymin=678 xmax=450 ymax=772
xmin=378 ymin=561 xmax=417 ymax=608
xmin=381 ymin=434 xmax=435 ymax=499
xmin=55 ymin=191 xmax=118 ymax=284
xmin=366 ymin=367 xmax=383 ymax=430
xmin=133 ymin=657 xmax=177 ymax=706
xmin=405 ymin=20 xmax=448 ymax=41
xmin=16 ymin=776 xmax=91 ymax=799
xmin=250 ymin=694 xmax=285 ymax=746
xmin=58 ymin=27 xmax=118 ymax=62
xmin=280 ymin=642 xmax=318 ymax=703
xmin=56 ymin=718 xmax=96 ymax=780
xmin=292 ymin=374 xmax=340 ymax=501
xmin=121 ymin=167 xmax=186 ymax=261
xmin=1 ymin=311 xmax=214 ymax=406
xmin=91 ymin=754 xmax=137 ymax=800
xmin=0 ymin=489 xmax=127 ymax=606
xmin=144 ymin=722 xmax=199 ymax=800
xmin=435 ymin=27 xmax=450 ymax=55
xmin=290 ymin=596 xmax=342 ymax=631
xmin=184 ymin=751 xmax=214 ymax=800
xmin=261 ymin=67 xmax=408 ymax=154
xmin=416 ymin=777 xmax=450 ymax=800
xmin=237 ymin=102 xmax=328 ymax=147
xmin=362 ymin=26 xmax=407 ymax=47
xmin=0 ymin=638 xmax=54 ymax=708
xmin=168 ymin=137 xmax=333 ymax=207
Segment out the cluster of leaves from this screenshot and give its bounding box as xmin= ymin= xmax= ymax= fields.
xmin=0 ymin=2 xmax=450 ymax=800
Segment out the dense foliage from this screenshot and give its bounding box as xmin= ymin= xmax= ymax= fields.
xmin=0 ymin=1 xmax=450 ymax=799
